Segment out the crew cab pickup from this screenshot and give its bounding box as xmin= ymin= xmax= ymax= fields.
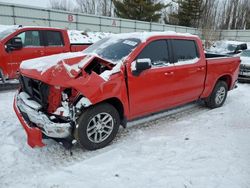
xmin=14 ymin=32 xmax=240 ymax=150
xmin=0 ymin=25 xmax=90 ymax=81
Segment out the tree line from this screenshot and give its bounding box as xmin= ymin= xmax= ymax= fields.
xmin=50 ymin=0 xmax=250 ymax=30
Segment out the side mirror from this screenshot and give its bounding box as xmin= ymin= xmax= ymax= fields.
xmin=234 ymin=43 xmax=247 ymax=54
xmin=6 ymin=37 xmax=23 ymax=52
xmin=132 ymin=58 xmax=152 ymax=76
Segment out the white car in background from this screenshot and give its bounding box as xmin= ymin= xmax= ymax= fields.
xmin=239 ymin=49 xmax=250 ymax=82
xmin=208 ymin=40 xmax=247 ymax=55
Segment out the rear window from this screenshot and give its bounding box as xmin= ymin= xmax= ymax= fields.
xmin=172 ymin=40 xmax=199 ymax=62
xmin=46 ymin=31 xmax=64 ymax=46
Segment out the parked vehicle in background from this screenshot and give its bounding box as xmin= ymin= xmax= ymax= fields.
xmin=14 ymin=32 xmax=240 ymax=150
xmin=0 ymin=25 xmax=92 ymax=82
xmin=208 ymin=40 xmax=247 ymax=55
xmin=238 ymin=49 xmax=250 ymax=82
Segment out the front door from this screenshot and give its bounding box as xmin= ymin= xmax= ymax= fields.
xmin=127 ymin=39 xmax=176 ymax=119
xmin=6 ymin=30 xmax=45 ymax=78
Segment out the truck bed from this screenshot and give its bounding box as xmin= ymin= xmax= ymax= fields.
xmin=202 ymin=55 xmax=240 ymax=98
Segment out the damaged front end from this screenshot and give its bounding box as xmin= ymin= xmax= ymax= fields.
xmin=14 ymin=76 xmax=91 ymax=148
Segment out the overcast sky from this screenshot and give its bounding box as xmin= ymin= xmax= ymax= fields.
xmin=0 ymin=0 xmax=51 ymax=8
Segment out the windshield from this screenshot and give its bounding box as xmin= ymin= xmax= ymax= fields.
xmin=0 ymin=27 xmax=17 ymax=40
xmin=84 ymin=37 xmax=141 ymax=62
xmin=240 ymin=50 xmax=250 ymax=57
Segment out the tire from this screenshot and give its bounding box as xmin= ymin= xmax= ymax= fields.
xmin=205 ymin=81 xmax=228 ymax=109
xmin=75 ymin=103 xmax=120 ymax=150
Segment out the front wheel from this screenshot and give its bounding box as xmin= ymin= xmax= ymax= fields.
xmin=205 ymin=81 xmax=228 ymax=109
xmin=75 ymin=103 xmax=120 ymax=150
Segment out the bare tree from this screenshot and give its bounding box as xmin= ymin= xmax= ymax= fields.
xmin=219 ymin=0 xmax=250 ymax=29
xmin=50 ymin=0 xmax=72 ymax=11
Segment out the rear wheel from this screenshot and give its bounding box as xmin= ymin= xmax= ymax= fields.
xmin=75 ymin=103 xmax=120 ymax=150
xmin=205 ymin=81 xmax=228 ymax=109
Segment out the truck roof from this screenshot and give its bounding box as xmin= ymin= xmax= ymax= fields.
xmin=0 ymin=25 xmax=64 ymax=32
xmin=110 ymin=31 xmax=199 ymax=42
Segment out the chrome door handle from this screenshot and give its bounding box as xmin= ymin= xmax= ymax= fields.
xmin=39 ymin=50 xmax=45 ymax=55
xmin=197 ymin=67 xmax=205 ymax=71
xmin=164 ymin=72 xmax=174 ymax=76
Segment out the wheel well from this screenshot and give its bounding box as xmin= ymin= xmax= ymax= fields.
xmin=218 ymin=75 xmax=232 ymax=89
xmin=103 ymin=98 xmax=126 ymax=126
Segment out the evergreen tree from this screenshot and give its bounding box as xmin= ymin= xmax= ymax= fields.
xmin=113 ymin=0 xmax=168 ymax=22
xmin=176 ymin=0 xmax=203 ymax=27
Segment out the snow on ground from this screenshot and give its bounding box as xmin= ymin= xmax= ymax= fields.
xmin=0 ymin=84 xmax=250 ymax=188
xmin=68 ymin=30 xmax=112 ymax=44
xmin=0 ymin=25 xmax=16 ymax=32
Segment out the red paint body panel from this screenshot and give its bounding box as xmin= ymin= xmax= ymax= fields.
xmin=0 ymin=27 xmax=91 ymax=79
xmin=14 ymin=34 xmax=241 ymax=148
xmin=70 ymin=44 xmax=90 ymax=52
xmin=200 ymin=57 xmax=240 ymax=98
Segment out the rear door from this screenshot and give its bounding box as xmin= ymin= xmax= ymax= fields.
xmin=6 ymin=30 xmax=45 ymax=77
xmin=127 ymin=39 xmax=176 ymax=118
xmin=170 ymin=39 xmax=206 ymax=105
xmin=43 ymin=30 xmax=67 ymax=56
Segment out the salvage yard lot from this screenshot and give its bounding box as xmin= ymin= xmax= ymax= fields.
xmin=0 ymin=83 xmax=250 ymax=188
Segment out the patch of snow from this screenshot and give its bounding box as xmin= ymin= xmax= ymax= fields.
xmin=0 ymin=25 xmax=19 ymax=40
xmin=131 ymin=61 xmax=136 ymax=71
xmin=1 ymin=83 xmax=250 ymax=187
xmin=75 ymin=97 xmax=92 ymax=109
xmin=20 ymin=52 xmax=84 ymax=74
xmin=137 ymin=58 xmax=151 ymax=64
xmin=175 ymin=57 xmax=200 ymax=66
xmin=53 ymin=95 xmax=70 ymax=118
xmin=86 ymin=31 xmax=112 ymax=43
xmin=53 ymin=106 xmax=69 ymax=117
xmin=68 ymin=30 xmax=112 ymax=44
xmin=18 ymin=92 xmax=41 ymax=110
xmin=240 ymin=56 xmax=250 ymax=65
xmin=0 ymin=25 xmax=18 ymax=33
xmin=105 ymin=31 xmax=198 ymax=43
xmin=99 ymin=61 xmax=123 ymax=81
xmin=62 ymin=55 xmax=94 ymax=77
xmin=208 ymin=40 xmax=247 ymax=54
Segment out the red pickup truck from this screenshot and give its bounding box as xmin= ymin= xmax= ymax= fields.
xmin=14 ymin=32 xmax=240 ymax=150
xmin=0 ymin=25 xmax=90 ymax=81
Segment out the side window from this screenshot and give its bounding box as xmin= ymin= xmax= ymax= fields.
xmin=17 ymin=31 xmax=41 ymax=46
xmin=137 ymin=40 xmax=170 ymax=67
xmin=172 ymin=40 xmax=199 ymax=63
xmin=46 ymin=31 xmax=64 ymax=46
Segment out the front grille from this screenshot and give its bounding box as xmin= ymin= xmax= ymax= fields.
xmin=19 ymin=75 xmax=50 ymax=110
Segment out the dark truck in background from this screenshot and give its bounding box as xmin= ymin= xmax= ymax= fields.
xmin=0 ymin=25 xmax=91 ymax=82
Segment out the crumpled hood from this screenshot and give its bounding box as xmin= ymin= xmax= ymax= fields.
xmin=19 ymin=52 xmax=97 ymax=86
